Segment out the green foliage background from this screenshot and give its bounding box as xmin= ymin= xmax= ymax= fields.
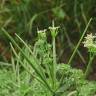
xmin=0 ymin=0 xmax=96 ymax=62
xmin=0 ymin=0 xmax=96 ymax=96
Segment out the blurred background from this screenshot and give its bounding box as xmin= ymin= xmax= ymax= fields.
xmin=0 ymin=0 xmax=96 ymax=78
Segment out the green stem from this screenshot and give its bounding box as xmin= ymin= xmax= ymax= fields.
xmin=68 ymin=18 xmax=92 ymax=64
xmin=64 ymin=28 xmax=86 ymax=64
xmin=68 ymin=18 xmax=92 ymax=65
xmin=57 ymin=18 xmax=92 ymax=92
xmin=52 ymin=37 xmax=57 ymax=90
xmin=84 ymin=53 xmax=95 ymax=78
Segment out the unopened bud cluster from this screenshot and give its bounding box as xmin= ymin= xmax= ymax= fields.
xmin=37 ymin=21 xmax=59 ymax=39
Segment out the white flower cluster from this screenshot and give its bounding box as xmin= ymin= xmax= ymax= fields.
xmin=83 ymin=33 xmax=96 ymax=49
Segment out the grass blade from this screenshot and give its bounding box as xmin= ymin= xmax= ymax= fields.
xmin=2 ymin=28 xmax=54 ymax=94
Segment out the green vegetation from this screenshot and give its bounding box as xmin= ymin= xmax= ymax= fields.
xmin=0 ymin=0 xmax=96 ymax=96
xmin=0 ymin=19 xmax=96 ymax=96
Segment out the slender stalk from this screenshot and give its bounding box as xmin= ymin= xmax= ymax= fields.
xmin=68 ymin=18 xmax=92 ymax=65
xmin=64 ymin=28 xmax=86 ymax=64
xmin=57 ymin=18 xmax=92 ymax=91
xmin=84 ymin=53 xmax=95 ymax=78
xmin=52 ymin=37 xmax=57 ymax=90
xmin=49 ymin=21 xmax=58 ymax=92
